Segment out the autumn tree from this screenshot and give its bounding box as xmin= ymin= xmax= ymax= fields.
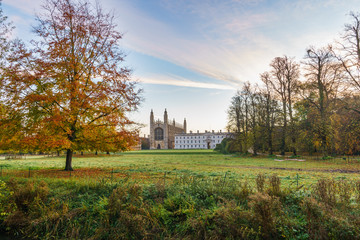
xmin=302 ymin=47 xmax=343 ymax=156
xmin=0 ymin=0 xmax=19 ymax=154
xmin=2 ymin=0 xmax=141 ymax=170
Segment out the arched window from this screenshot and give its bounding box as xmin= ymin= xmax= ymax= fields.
xmin=155 ymin=128 xmax=164 ymax=140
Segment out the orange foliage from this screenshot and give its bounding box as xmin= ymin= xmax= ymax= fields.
xmin=1 ymin=0 xmax=141 ymax=169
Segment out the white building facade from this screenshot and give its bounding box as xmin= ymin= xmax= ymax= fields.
xmin=174 ymin=131 xmax=229 ymax=149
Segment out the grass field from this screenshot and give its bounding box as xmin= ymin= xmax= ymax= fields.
xmin=1 ymin=150 xmax=360 ymax=239
xmin=1 ymin=149 xmax=359 ymax=188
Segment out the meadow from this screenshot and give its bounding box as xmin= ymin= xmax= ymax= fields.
xmin=1 ymin=150 xmax=359 ymax=186
xmin=1 ymin=150 xmax=360 ymax=239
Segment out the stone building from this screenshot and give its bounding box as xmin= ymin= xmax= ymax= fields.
xmin=150 ymin=109 xmax=186 ymax=149
xmin=174 ymin=130 xmax=229 ymax=149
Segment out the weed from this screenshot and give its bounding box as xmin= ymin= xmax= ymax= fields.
xmin=255 ymin=173 xmax=266 ymax=193
xmin=338 ymin=180 xmax=352 ymax=205
xmin=268 ymin=174 xmax=281 ymax=197
xmin=314 ymin=179 xmax=336 ymax=207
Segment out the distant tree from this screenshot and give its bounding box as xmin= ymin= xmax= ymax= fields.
xmin=0 ymin=0 xmax=12 ymax=61
xmin=267 ymin=56 xmax=300 ymax=155
xmin=141 ymin=137 xmax=150 ymax=150
xmin=0 ymin=0 xmax=18 ymax=154
xmin=227 ymin=82 xmax=271 ymax=155
xmin=332 ymin=12 xmax=360 ymax=115
xmin=260 ymin=72 xmax=280 ymax=155
xmin=248 ymin=83 xmax=261 ymax=155
xmin=2 ymin=0 xmax=141 ymax=170
xmin=227 ymin=83 xmax=251 ymax=153
xmin=302 ymin=47 xmax=343 ymax=156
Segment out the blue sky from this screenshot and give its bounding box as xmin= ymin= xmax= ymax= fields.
xmin=3 ymin=0 xmax=360 ymax=135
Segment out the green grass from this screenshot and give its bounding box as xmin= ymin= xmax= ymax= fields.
xmin=1 ymin=150 xmax=360 ymax=239
xmin=1 ymin=150 xmax=360 ymax=188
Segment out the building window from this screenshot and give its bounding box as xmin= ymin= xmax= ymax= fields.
xmin=154 ymin=127 xmax=164 ymax=140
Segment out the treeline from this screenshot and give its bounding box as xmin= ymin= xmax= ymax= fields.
xmin=226 ymin=13 xmax=360 ymax=157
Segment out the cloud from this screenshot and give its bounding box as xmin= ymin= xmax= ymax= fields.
xmin=110 ymin=0 xmax=282 ymax=86
xmin=3 ymin=0 xmax=42 ymax=15
xmin=5 ymin=0 xmax=356 ymax=88
xmin=139 ymin=75 xmax=235 ymax=90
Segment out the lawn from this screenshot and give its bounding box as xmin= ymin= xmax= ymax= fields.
xmin=1 ymin=150 xmax=360 ymax=239
xmin=1 ymin=149 xmax=359 ymax=187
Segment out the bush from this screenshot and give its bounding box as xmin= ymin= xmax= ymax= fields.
xmin=97 ymin=184 xmax=161 ymax=239
xmin=0 ymin=180 xmax=14 ymax=222
xmin=188 ymin=201 xmax=260 ymax=239
xmin=313 ymin=179 xmax=336 ymax=207
xmin=248 ymin=192 xmax=282 ymax=238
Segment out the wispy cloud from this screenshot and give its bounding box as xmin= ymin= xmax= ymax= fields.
xmin=5 ymin=0 xmax=359 ymax=87
xmin=139 ymin=75 xmax=235 ymax=90
xmin=110 ymin=0 xmax=282 ymax=86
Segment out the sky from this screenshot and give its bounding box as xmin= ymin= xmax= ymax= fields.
xmin=3 ymin=0 xmax=360 ymax=136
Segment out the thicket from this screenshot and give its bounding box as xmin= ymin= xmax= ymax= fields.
xmin=1 ymin=174 xmax=360 ymax=239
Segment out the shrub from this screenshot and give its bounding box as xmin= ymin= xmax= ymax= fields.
xmin=188 ymin=201 xmax=260 ymax=239
xmin=97 ymin=184 xmax=160 ymax=239
xmin=301 ymin=197 xmax=328 ymax=240
xmin=338 ymin=180 xmax=352 ymax=206
xmin=355 ymin=180 xmax=360 ymax=204
xmin=313 ymin=179 xmax=336 ymax=207
xmin=248 ymin=192 xmax=282 ymax=238
xmin=302 ymin=196 xmax=360 ymax=240
xmin=0 ymin=180 xmax=14 ymax=222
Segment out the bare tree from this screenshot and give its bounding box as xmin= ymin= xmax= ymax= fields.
xmin=303 ymin=46 xmax=343 ymax=156
xmin=260 ymin=72 xmax=280 ymax=155
xmin=333 ymin=12 xmax=360 ymax=114
xmin=227 ymin=83 xmax=251 ymax=153
xmin=268 ymin=56 xmax=300 ymax=155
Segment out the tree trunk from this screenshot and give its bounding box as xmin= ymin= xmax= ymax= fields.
xmin=65 ymin=149 xmax=73 ymax=171
xmin=268 ymin=128 xmax=273 ymax=155
xmin=281 ymin=101 xmax=287 ymax=156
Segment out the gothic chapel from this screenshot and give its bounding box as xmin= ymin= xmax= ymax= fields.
xmin=149 ymin=109 xmax=186 ymax=149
